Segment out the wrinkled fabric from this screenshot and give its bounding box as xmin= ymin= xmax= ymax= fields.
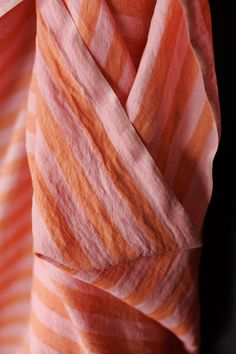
xmin=0 ymin=0 xmax=220 ymax=353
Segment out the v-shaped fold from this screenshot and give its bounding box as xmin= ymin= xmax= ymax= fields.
xmin=30 ymin=0 xmax=204 ymax=274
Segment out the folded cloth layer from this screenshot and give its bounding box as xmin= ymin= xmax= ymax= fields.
xmin=0 ymin=0 xmax=220 ymax=353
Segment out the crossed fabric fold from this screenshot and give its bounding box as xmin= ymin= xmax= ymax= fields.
xmin=0 ymin=0 xmax=220 ymax=353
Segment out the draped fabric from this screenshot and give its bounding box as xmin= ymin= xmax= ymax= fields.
xmin=0 ymin=1 xmax=220 ymax=353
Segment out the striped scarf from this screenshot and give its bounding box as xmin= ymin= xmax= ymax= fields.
xmin=0 ymin=0 xmax=220 ymax=353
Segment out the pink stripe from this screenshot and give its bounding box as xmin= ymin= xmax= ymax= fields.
xmin=0 ymin=0 xmax=22 ymax=17
xmin=0 ymin=232 xmax=31 ymax=267
xmin=164 ymin=72 xmax=206 ymax=185
xmin=0 ymin=110 xmax=25 ymax=145
xmin=126 ymin=0 xmax=172 ymax=122
xmin=74 ymin=268 xmax=102 ymax=283
xmin=0 ymin=90 xmax=29 ymax=115
xmin=0 ymin=322 xmax=26 ymax=340
xmin=38 ymin=0 xmax=200 ymax=251
xmin=159 ymin=284 xmax=196 ymax=327
xmin=34 ymin=259 xmax=164 ymax=343
xmin=117 ymin=55 xmax=136 ymax=101
xmin=67 ymin=305 xmax=163 ymax=343
xmin=25 ymin=130 xmax=35 ymax=155
xmin=34 ymin=258 xmax=59 ymax=294
xmin=35 ymin=258 xmax=102 ymax=295
xmin=36 ymin=47 xmax=158 ymax=258
xmin=27 ymin=91 xmax=36 ymax=114
xmin=89 ymin=1 xmax=136 ymax=100
xmin=179 ymin=328 xmax=199 ymax=353
xmin=90 ymin=2 xmax=114 ymax=67
xmin=147 ymin=15 xmax=189 ymax=157
xmin=0 ymin=302 xmax=30 ymax=321
xmin=0 ymin=282 xmax=31 ymax=310
xmin=35 ymin=258 xmax=101 ymax=303
xmin=64 ymin=0 xmax=83 ymax=24
xmin=31 ymin=292 xmax=82 ymax=346
xmin=1 ymin=213 xmax=31 ymax=244
xmin=28 ymin=324 xmax=59 ymax=354
xmin=0 ymin=186 xmax=31 ymax=220
xmin=109 ymin=256 xmax=154 ymax=298
xmin=180 ymin=0 xmax=221 ymax=133
xmin=135 ymin=251 xmax=187 ymax=312
xmin=0 ymin=168 xmax=29 ymax=193
xmin=0 ymin=253 xmax=32 ymax=286
xmin=0 ymin=141 xmax=27 ymax=168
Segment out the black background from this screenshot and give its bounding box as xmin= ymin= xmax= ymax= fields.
xmin=200 ymin=2 xmax=236 ymax=354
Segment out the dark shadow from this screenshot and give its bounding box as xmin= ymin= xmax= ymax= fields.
xmin=200 ymin=2 xmax=236 ymax=353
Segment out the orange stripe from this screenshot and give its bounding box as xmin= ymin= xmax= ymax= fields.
xmin=26 ymin=152 xmax=35 ymax=174
xmin=0 ymin=293 xmax=30 ymax=311
xmin=0 ymin=155 xmax=29 ymax=177
xmin=21 ymin=335 xmax=32 ymax=354
xmin=106 ymin=0 xmax=156 ymax=70
xmin=0 ymin=244 xmax=32 ymax=274
xmin=171 ymin=294 xmax=199 ymax=336
xmin=36 ymin=89 xmax=136 ymax=265
xmin=172 ymin=101 xmax=213 ymax=202
xmin=0 ymin=111 xmax=18 ymax=131
xmin=104 ymin=32 xmax=129 ymax=101
xmin=0 ymin=269 xmax=32 ymax=294
xmin=33 ymin=276 xmax=69 ymax=319
xmin=0 ymin=71 xmax=32 ymax=99
xmin=37 ymin=13 xmax=176 ymax=254
xmin=0 ymin=220 xmax=31 ymax=256
xmin=25 ymin=112 xmax=36 ymax=134
xmin=51 ymin=278 xmax=151 ymax=324
xmin=92 ymin=261 xmax=128 ymax=289
xmin=30 ymin=311 xmax=83 ymax=354
xmin=0 ymin=196 xmax=31 ymax=231
xmin=0 ymin=315 xmax=29 ymax=327
xmin=150 ymin=266 xmax=192 ymax=321
xmin=156 ymin=49 xmax=199 ymax=173
xmin=0 ymin=337 xmax=23 ymax=345
xmin=150 ymin=249 xmax=200 ymax=325
xmin=0 ymin=174 xmax=32 ymax=204
xmin=0 ymin=126 xmax=26 ymax=160
xmin=124 ymin=253 xmax=175 ymax=306
xmin=78 ymin=0 xmax=102 ymax=47
xmin=133 ymin=0 xmax=182 ymax=143
xmin=32 ymin=163 xmax=92 ymax=270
